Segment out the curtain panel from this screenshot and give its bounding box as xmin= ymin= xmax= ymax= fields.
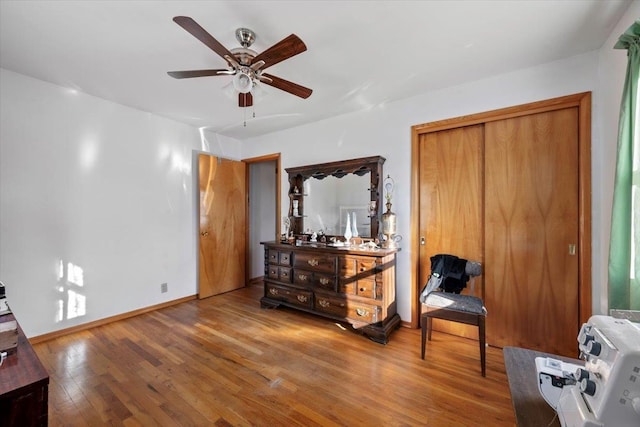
xmin=609 ymin=20 xmax=640 ymax=311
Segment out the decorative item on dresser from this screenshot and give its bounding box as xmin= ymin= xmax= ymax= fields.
xmin=261 ymin=241 xmax=401 ymax=343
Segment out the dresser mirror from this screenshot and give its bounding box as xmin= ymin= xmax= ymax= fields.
xmin=286 ymin=156 xmax=385 ymax=240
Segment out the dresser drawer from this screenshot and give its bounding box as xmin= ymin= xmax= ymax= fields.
xmin=293 ymin=269 xmax=314 ymax=286
xmin=267 ymin=265 xmax=279 ymax=280
xmin=265 ymin=284 xmax=313 ymax=308
xmin=279 ymin=267 xmax=292 ymax=283
xmin=293 ymin=269 xmax=337 ymax=291
xmin=279 ymin=252 xmax=292 ymax=266
xmin=338 ymin=282 xmax=355 ymax=295
xmin=354 ymin=279 xmax=375 ymax=299
xmin=269 ymin=249 xmax=292 ymax=266
xmin=314 ymin=295 xmax=379 ymax=323
xmin=314 ymin=273 xmax=337 ymax=292
xmin=294 ymin=252 xmax=337 ymax=274
xmin=267 ymin=265 xmax=292 ymax=283
xmin=340 ymin=257 xmax=379 ymax=299
xmin=339 ymin=279 xmax=377 ymax=298
xmin=340 ymin=257 xmax=379 ymax=279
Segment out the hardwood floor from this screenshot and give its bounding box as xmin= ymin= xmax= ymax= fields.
xmin=34 ymin=285 xmax=516 ymax=426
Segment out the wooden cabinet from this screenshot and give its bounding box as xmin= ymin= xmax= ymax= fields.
xmin=0 ymin=315 xmax=49 ymax=427
xmin=261 ymin=242 xmax=400 ymax=343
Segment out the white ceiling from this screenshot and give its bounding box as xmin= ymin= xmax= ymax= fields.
xmin=0 ymin=0 xmax=632 ymax=140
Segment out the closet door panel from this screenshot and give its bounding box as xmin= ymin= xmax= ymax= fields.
xmin=484 ymin=108 xmax=579 ymax=357
xmin=419 ymin=125 xmax=484 ymax=338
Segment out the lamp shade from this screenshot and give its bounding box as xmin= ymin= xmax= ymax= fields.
xmin=232 ymin=70 xmax=253 ymax=93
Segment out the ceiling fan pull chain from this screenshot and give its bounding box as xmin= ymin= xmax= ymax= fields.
xmin=243 ymin=94 xmax=247 ymax=127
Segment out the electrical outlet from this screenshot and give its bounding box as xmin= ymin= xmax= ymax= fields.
xmin=160 ymin=282 xmax=168 ymax=293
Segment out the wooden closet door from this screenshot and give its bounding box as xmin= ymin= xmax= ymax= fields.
xmin=484 ymin=108 xmax=579 ymax=357
xmin=419 ymin=125 xmax=484 ymax=338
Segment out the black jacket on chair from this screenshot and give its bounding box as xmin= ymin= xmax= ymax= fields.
xmin=433 ymin=254 xmax=469 ymax=293
xmin=419 ymin=254 xmax=470 ymax=303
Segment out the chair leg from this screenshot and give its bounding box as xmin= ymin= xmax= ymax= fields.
xmin=421 ymin=315 xmax=427 ymax=359
xmin=427 ymin=315 xmax=433 ymax=341
xmin=479 ymin=315 xmax=486 ymax=377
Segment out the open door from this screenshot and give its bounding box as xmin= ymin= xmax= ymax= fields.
xmin=198 ymin=154 xmax=246 ymax=298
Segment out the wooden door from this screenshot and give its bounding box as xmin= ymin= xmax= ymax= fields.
xmin=484 ymin=108 xmax=580 ymax=356
xmin=418 ymin=125 xmax=484 ymax=338
xmin=198 ymin=154 xmax=247 ymax=298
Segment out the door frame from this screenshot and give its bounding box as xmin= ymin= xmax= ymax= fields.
xmin=409 ymin=92 xmax=592 ymax=328
xmin=243 ymin=153 xmax=282 ymax=285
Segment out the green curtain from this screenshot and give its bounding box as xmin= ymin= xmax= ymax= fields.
xmin=609 ymin=20 xmax=640 ymax=311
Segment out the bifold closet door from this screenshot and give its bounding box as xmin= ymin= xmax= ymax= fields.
xmin=418 ymin=125 xmax=484 ymax=339
xmin=484 ymin=108 xmax=580 ymax=357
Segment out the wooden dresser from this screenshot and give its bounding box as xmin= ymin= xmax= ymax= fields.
xmin=0 ymin=314 xmax=49 ymax=427
xmin=261 ymin=241 xmax=401 ymax=343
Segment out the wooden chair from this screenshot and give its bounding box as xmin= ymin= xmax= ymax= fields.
xmin=421 ymin=291 xmax=487 ymax=376
xmin=419 ymin=255 xmax=485 ymax=377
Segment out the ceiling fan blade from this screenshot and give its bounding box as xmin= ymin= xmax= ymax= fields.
xmin=252 ymin=34 xmax=307 ymax=70
xmin=260 ymin=73 xmax=312 ymax=99
xmin=239 ymin=92 xmax=253 ymax=107
xmin=168 ymin=69 xmax=233 ymax=79
xmin=173 ymin=16 xmax=235 ymax=63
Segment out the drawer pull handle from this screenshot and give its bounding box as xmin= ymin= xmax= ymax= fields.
xmin=356 ymin=308 xmax=369 ymax=317
xmin=318 ymin=300 xmax=330 ymax=308
xmin=307 ymin=259 xmax=319 ymax=267
xmin=319 ymin=278 xmax=329 ymax=285
xmin=359 ymin=287 xmax=367 ymax=292
xmin=297 ymin=295 xmax=308 ymax=303
xmin=298 ymin=274 xmax=308 ymax=281
xmin=269 ymin=288 xmax=279 ymax=296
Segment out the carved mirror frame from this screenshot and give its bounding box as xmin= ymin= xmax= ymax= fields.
xmin=285 ymin=155 xmax=385 ymax=239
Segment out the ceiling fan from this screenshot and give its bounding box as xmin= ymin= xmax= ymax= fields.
xmin=167 ymin=16 xmax=312 ymax=108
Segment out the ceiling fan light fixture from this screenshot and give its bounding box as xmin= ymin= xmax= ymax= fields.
xmin=232 ymin=69 xmax=253 ymax=94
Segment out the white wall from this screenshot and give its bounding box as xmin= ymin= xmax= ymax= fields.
xmin=242 ymin=50 xmax=607 ymax=323
xmin=0 ymin=69 xmax=240 ymax=337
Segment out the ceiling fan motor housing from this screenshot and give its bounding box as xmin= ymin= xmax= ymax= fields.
xmin=235 ymin=28 xmax=256 ymax=48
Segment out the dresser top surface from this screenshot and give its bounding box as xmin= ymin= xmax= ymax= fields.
xmin=0 ymin=314 xmax=49 ymax=396
xmin=261 ymin=241 xmax=399 ymax=257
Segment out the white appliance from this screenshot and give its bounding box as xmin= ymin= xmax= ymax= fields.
xmin=535 ymin=356 xmax=582 ymax=409
xmin=555 ymin=315 xmax=640 ymax=427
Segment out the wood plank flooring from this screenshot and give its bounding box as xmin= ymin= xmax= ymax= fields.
xmin=34 ymin=285 xmax=516 ymax=426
